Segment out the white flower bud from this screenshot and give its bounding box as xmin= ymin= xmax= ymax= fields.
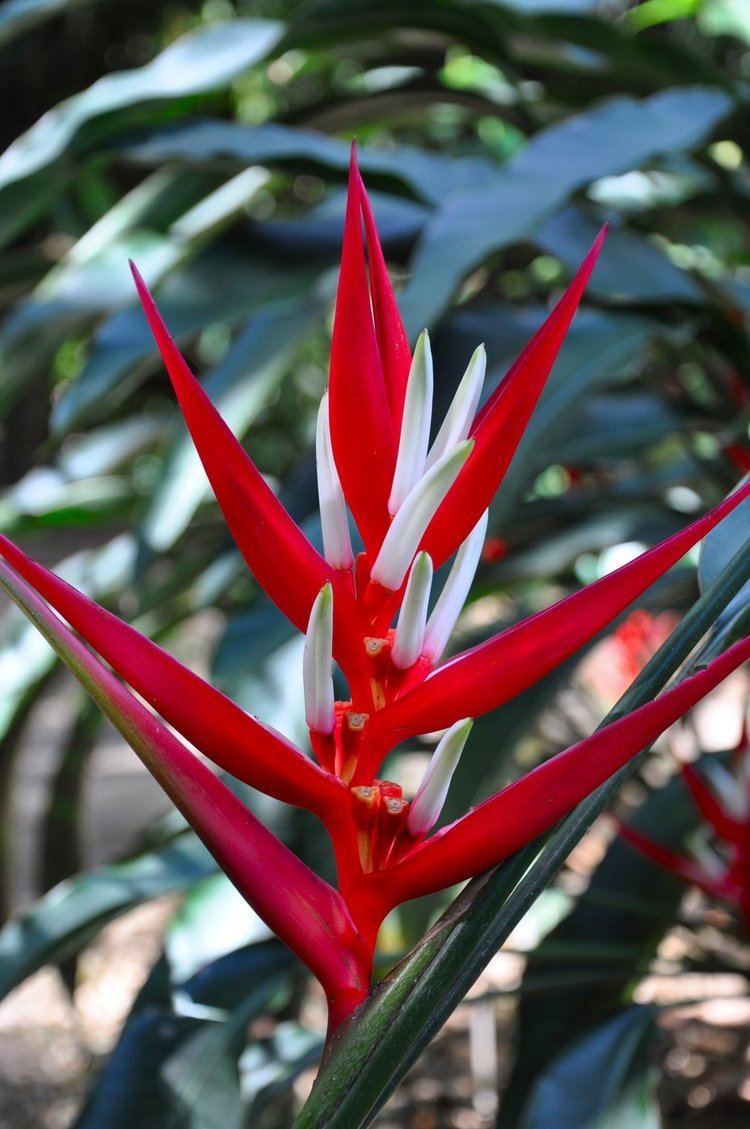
xmin=371 ymin=440 xmax=473 ymax=591
xmin=392 ymin=553 xmax=433 ymax=670
xmin=425 ymin=344 xmax=485 ymax=470
xmin=389 ymin=331 xmax=433 ymax=515
xmin=316 ymin=393 xmax=354 ymax=569
xmin=303 ymin=583 xmax=335 ymax=734
xmin=422 ymin=510 xmax=488 ymax=662
xmin=407 ymin=718 xmax=473 ymax=837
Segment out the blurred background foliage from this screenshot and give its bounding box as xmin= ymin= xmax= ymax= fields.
xmin=2 ymin=0 xmax=750 ymax=1124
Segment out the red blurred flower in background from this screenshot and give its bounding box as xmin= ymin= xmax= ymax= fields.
xmin=581 ymin=608 xmax=680 ymax=704
xmin=621 ymin=709 xmax=750 ymax=929
xmin=1 ymin=147 xmax=750 ymax=1037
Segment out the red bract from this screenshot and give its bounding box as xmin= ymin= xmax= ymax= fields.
xmin=2 ymin=148 xmax=750 ymax=1038
xmin=621 ymin=712 xmax=750 ymax=928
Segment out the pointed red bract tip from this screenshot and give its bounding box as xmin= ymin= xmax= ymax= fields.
xmin=366 ymin=479 xmax=750 ymax=757
xmin=357 ymin=168 xmax=412 ymax=429
xmin=680 ymin=762 xmax=744 ymax=844
xmin=129 ymin=259 xmax=146 ymax=290
xmin=421 ymin=229 xmax=606 ymax=566
xmin=131 ymin=266 xmax=369 ymax=687
xmin=328 ymin=142 xmax=396 ymax=554
xmin=619 ymin=824 xmax=702 ymax=883
xmin=371 ymin=632 xmax=750 ymax=907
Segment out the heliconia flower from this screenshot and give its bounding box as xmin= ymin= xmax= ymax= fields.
xmin=621 ymin=708 xmax=750 ymax=928
xmin=2 ymin=145 xmax=750 ymax=1040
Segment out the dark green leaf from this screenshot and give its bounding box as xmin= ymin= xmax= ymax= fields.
xmin=399 ymin=87 xmax=731 ymax=332
xmin=0 ymin=835 xmax=216 ymax=1001
xmin=519 ymin=1006 xmax=660 ymax=1129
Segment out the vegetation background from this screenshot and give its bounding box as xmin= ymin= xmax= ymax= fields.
xmin=1 ymin=0 xmax=750 ymax=1125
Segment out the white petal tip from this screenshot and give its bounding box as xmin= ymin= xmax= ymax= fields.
xmin=406 ymin=717 xmax=473 ymax=837
xmin=303 ymin=584 xmax=335 ymax=735
xmin=374 ymin=440 xmax=473 ymax=591
xmin=422 ymin=508 xmax=488 ymax=662
xmin=388 ymin=330 xmax=434 ymax=516
xmin=316 ymin=396 xmax=354 ymax=570
xmin=391 ymin=552 xmax=434 ymax=670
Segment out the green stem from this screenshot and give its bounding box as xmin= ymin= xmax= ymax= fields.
xmin=296 ymin=536 xmax=750 ymax=1128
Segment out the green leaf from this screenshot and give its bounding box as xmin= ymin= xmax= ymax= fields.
xmin=519 ymin=1006 xmax=660 ymax=1129
xmin=0 ymin=470 xmax=133 ymax=532
xmin=0 ymin=534 xmax=136 ymax=738
xmin=699 ymin=0 xmax=750 ymax=45
xmin=0 ymin=19 xmax=283 ymax=241
xmin=537 ymin=207 xmax=703 ymax=303
xmin=503 ymin=766 xmax=702 ymax=1122
xmin=77 ymin=940 xmax=294 ymax=1129
xmin=117 ymin=119 xmax=502 ymax=207
xmin=0 ymin=835 xmax=216 ymax=1001
xmin=549 ymin=392 xmax=686 ymax=464
xmin=241 ymin=1021 xmax=322 ymax=1121
xmin=52 ymin=244 xmax=320 ymax=432
xmin=165 ymin=872 xmax=266 ymax=984
xmin=478 ymin=308 xmax=664 ymax=523
xmin=699 ymin=475 xmax=750 ymax=627
xmin=0 ymin=0 xmax=102 ymax=46
xmin=40 ymin=696 xmax=101 ymax=893
xmin=399 ymin=86 xmax=732 ymax=332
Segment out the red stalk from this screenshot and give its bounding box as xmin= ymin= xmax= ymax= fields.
xmin=130 ymin=263 xmax=369 ymax=690
xmin=421 ymin=227 xmax=607 ymax=566
xmin=0 ymin=533 xmax=341 ymax=815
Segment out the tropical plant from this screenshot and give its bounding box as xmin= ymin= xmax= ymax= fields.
xmin=1 ymin=151 xmax=750 ymax=1124
xmin=3 ymin=1 xmax=750 ymax=1125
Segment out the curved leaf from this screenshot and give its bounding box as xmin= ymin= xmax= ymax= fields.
xmin=0 ymin=835 xmax=216 ymax=1001
xmin=399 ymin=87 xmax=731 ymax=332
